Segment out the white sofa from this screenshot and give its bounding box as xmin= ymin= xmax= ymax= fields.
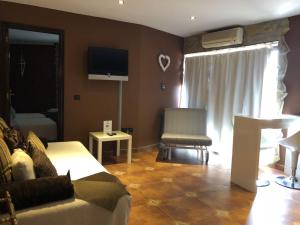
xmin=15 ymin=141 xmax=131 ymax=225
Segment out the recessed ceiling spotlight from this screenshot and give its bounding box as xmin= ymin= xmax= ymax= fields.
xmin=190 ymin=16 xmax=196 ymax=21
xmin=119 ymin=0 xmax=125 ymax=5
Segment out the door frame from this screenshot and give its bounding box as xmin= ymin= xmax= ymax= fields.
xmin=0 ymin=22 xmax=64 ymax=141
xmin=0 ymin=24 xmax=9 ymax=124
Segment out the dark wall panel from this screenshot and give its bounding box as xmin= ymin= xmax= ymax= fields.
xmin=10 ymin=44 xmax=57 ymax=113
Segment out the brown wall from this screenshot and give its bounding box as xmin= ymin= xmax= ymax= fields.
xmin=283 ymin=15 xmax=300 ymax=115
xmin=277 ymin=15 xmax=300 ymax=165
xmin=136 ymin=27 xmax=183 ymax=146
xmin=0 ymin=1 xmax=183 ymax=148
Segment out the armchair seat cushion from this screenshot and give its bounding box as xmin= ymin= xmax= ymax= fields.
xmin=161 ymin=133 xmax=212 ymax=146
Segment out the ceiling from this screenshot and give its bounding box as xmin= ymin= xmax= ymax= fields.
xmin=3 ymin=0 xmax=300 ymax=37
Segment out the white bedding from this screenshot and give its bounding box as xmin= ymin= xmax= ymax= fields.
xmin=15 ymin=113 xmax=46 ymax=119
xmin=12 ymin=113 xmax=57 ymax=141
xmin=16 ymin=141 xmax=131 ymax=225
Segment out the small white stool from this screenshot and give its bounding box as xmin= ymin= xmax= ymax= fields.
xmin=276 ymin=130 xmax=300 ymax=189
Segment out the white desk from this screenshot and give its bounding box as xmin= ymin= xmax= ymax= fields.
xmin=89 ymin=131 xmax=132 ymax=164
xmin=231 ymin=115 xmax=300 ymax=192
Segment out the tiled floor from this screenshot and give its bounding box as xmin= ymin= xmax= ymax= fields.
xmin=104 ymin=148 xmax=300 ymax=225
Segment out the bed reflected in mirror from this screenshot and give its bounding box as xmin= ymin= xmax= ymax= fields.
xmin=8 ymin=28 xmax=62 ymax=141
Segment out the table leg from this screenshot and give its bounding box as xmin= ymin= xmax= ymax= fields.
xmin=117 ymin=140 xmax=120 ymax=157
xmin=127 ymin=137 xmax=132 ymax=164
xmin=97 ymin=141 xmax=103 ymax=164
xmin=89 ymin=135 xmax=93 ymax=154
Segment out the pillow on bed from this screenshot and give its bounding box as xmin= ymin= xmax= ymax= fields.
xmin=3 ymin=128 xmax=27 ymax=154
xmin=0 ymin=139 xmax=12 ymax=184
xmin=10 ymin=107 xmax=16 ymax=120
xmin=27 ymin=142 xmax=57 ymax=178
xmin=27 ymin=131 xmax=46 ymax=153
xmin=0 ymin=175 xmax=74 ymax=211
xmin=11 ymin=148 xmax=35 ymax=181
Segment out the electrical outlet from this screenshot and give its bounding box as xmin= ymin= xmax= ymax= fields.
xmin=121 ymin=127 xmax=133 ymax=134
xmin=73 ymin=94 xmax=80 ymax=100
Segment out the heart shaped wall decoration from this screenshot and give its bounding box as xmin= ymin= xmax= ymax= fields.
xmin=158 ymin=54 xmax=171 ymax=72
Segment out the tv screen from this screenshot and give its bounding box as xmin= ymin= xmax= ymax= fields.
xmin=88 ymin=47 xmax=128 ymax=81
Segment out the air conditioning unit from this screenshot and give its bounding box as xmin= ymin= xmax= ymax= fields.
xmin=202 ymin=27 xmax=244 ymax=49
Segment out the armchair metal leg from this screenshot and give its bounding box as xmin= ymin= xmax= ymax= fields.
xmin=163 ymin=147 xmax=168 ymax=160
xmin=205 ymin=149 xmax=209 ymax=164
xmin=200 ymin=149 xmax=204 ymax=162
xmin=168 ymin=146 xmax=172 ymax=160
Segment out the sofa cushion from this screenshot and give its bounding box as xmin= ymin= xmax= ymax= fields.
xmin=0 ymin=175 xmax=74 ymax=211
xmin=0 ymin=139 xmax=12 ymax=184
xmin=27 ymin=142 xmax=57 ymax=178
xmin=11 ymin=148 xmax=35 ymax=181
xmin=27 ymin=131 xmax=46 ymax=153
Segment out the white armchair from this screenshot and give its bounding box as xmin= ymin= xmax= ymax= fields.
xmin=161 ymin=108 xmax=212 ymax=163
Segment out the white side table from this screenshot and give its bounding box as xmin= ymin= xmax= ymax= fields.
xmin=89 ymin=131 xmax=132 ymax=164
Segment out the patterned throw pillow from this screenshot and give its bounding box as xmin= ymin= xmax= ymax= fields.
xmin=27 ymin=142 xmax=57 ymax=178
xmin=27 ymin=131 xmax=46 ymax=153
xmin=0 ymin=139 xmax=12 ymax=184
xmin=0 ymin=175 xmax=74 ymax=211
xmin=3 ymin=128 xmax=27 ymax=154
xmin=39 ymin=137 xmax=48 ymax=149
xmin=0 ymin=117 xmax=8 ymax=131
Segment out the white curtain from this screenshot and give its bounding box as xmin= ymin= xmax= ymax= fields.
xmin=181 ymin=43 xmax=280 ymax=159
xmin=182 ymin=57 xmax=210 ymax=109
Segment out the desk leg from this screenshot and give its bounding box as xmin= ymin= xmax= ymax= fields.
xmin=127 ymin=137 xmax=132 ymax=164
xmin=89 ymin=136 xmax=93 ymax=154
xmin=97 ymin=141 xmax=103 ymax=164
xmin=117 ymin=140 xmax=120 ymax=157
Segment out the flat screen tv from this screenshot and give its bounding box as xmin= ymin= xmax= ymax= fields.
xmin=88 ymin=47 xmax=128 ymax=81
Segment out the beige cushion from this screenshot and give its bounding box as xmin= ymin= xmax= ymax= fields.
xmin=27 ymin=131 xmax=46 ymax=153
xmin=0 ymin=117 xmax=8 ymax=131
xmin=11 ymin=148 xmax=36 ymax=181
xmin=161 ymin=133 xmax=212 ymax=146
xmin=0 ymin=138 xmax=12 ymax=183
xmin=163 ymin=108 xmax=208 ymax=135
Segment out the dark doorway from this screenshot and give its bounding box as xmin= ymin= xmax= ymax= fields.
xmin=0 ymin=23 xmax=64 ymax=141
